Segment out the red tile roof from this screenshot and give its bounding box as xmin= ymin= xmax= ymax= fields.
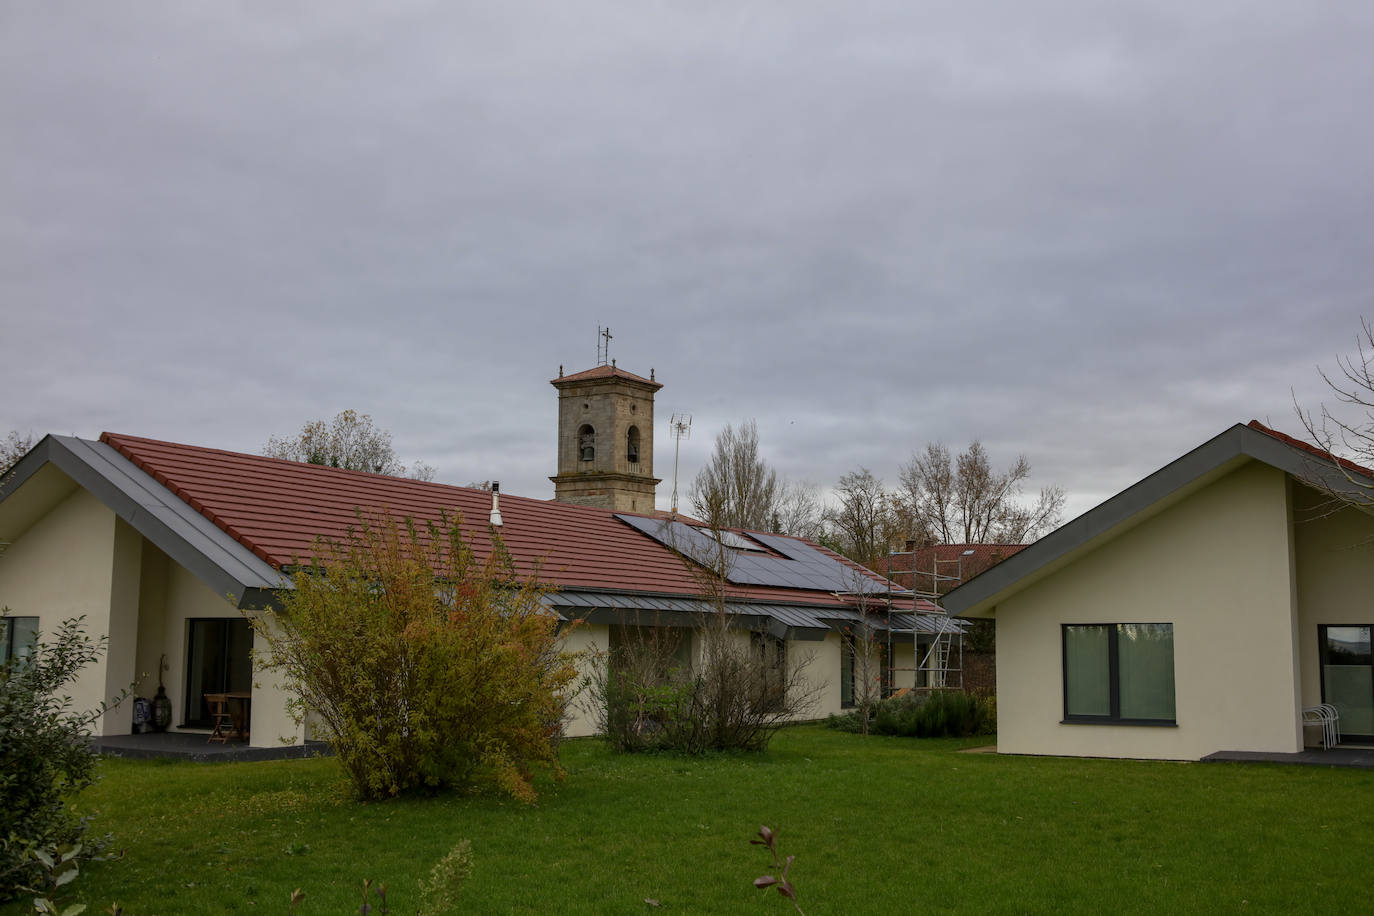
xmin=100 ymin=433 xmax=913 ymax=610
xmin=551 ymin=364 xmax=662 ymax=389
xmin=1246 ymin=420 xmax=1374 ymax=479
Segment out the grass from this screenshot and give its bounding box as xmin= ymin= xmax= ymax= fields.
xmin=11 ymin=726 xmax=1374 ymax=914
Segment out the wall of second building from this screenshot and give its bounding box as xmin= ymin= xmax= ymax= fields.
xmin=1292 ymin=483 xmax=1374 ymax=717
xmin=993 ymin=461 xmax=1302 ymax=760
xmin=558 ymin=623 xmax=848 ymax=736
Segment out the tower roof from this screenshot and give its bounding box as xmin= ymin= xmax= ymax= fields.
xmin=551 ymin=364 xmax=662 ymax=390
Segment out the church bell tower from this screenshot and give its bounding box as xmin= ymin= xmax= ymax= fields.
xmin=550 ymin=361 xmax=662 ymax=512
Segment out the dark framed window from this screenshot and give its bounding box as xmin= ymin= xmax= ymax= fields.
xmin=1062 ymin=623 xmax=1176 ymax=725
xmin=840 ymin=634 xmax=855 ymax=708
xmin=626 ymin=425 xmax=641 ymax=464
xmin=184 ymin=618 xmax=253 ymax=728
xmin=751 ymin=632 xmax=787 ymax=712
xmin=577 ymin=424 xmax=596 ymax=462
xmin=1318 ymin=625 xmax=1374 ymax=739
xmin=1 ymin=616 xmax=39 ymax=666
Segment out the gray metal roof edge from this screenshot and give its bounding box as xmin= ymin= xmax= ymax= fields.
xmin=547 ymin=586 xmax=865 ymax=611
xmin=941 ymin=423 xmax=1356 ymax=616
xmin=34 ymin=436 xmax=286 ymax=607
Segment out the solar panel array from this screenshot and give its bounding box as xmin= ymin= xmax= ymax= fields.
xmin=615 ymin=515 xmax=892 ymax=594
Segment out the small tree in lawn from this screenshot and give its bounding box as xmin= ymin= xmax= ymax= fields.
xmin=252 ymin=511 xmax=577 ymax=802
xmin=837 ymin=569 xmax=885 ymax=736
xmin=587 ymin=494 xmax=823 ymax=753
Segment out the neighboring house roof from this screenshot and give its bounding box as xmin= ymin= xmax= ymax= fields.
xmin=877 ymin=543 xmax=1028 ymax=595
xmin=2 ymin=432 xmax=933 ymax=626
xmin=942 ymin=421 xmax=1374 ymax=618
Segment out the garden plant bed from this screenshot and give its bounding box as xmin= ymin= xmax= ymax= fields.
xmin=15 ymin=726 xmax=1374 ymax=914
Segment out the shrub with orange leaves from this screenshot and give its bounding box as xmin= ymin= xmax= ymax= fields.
xmin=253 ymin=511 xmax=576 ymax=802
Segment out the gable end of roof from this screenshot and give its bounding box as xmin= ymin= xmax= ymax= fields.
xmin=942 ymin=422 xmax=1367 ymax=617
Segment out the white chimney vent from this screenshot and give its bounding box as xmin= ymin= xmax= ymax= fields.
xmin=489 ymin=481 xmax=503 ymax=527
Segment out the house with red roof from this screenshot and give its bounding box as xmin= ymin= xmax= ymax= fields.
xmin=0 ymin=365 xmax=949 ymax=749
xmin=943 ymin=421 xmax=1374 ymax=761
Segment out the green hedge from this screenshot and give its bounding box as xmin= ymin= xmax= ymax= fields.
xmin=827 ymin=690 xmax=995 ymax=738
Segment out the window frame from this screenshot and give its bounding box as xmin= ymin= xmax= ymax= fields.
xmin=1061 ymin=622 xmax=1177 ymax=727
xmin=1 ymin=615 xmax=39 ymax=666
xmin=840 ymin=633 xmax=855 ymax=709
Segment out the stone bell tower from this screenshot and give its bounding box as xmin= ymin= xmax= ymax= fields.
xmin=550 ymin=361 xmax=662 ymax=512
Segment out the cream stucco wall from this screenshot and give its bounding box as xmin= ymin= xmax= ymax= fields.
xmin=993 ymin=461 xmax=1302 ymax=760
xmin=1293 ymin=483 xmax=1374 ymax=715
xmin=0 ymin=487 xmax=125 ymax=729
xmin=0 ymin=481 xmax=302 ymax=744
xmin=561 ymin=622 xmax=609 ymax=738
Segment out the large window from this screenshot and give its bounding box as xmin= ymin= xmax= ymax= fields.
xmin=1 ymin=616 xmax=39 ymax=666
xmin=1319 ymin=625 xmax=1374 ymax=739
xmin=184 ymin=618 xmax=253 ymax=728
xmin=1063 ymin=623 xmax=1176 ymax=724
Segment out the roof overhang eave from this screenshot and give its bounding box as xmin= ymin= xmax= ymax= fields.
xmin=1 ymin=435 xmax=287 ymax=610
xmin=943 ymin=423 xmax=1370 ymax=617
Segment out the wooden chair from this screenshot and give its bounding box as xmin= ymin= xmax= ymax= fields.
xmin=206 ymin=693 xmax=234 ymax=744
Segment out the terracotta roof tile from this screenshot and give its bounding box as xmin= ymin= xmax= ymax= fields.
xmin=99 ymin=432 xmax=910 ymax=610
xmin=1246 ymin=420 xmax=1374 ymax=480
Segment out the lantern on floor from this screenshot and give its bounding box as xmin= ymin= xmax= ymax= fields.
xmin=151 ymin=653 xmax=172 ymax=732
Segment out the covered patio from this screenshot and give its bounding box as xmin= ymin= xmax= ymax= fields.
xmin=92 ymin=731 xmax=330 ymax=763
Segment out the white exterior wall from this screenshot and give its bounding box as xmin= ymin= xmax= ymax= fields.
xmin=1293 ymin=483 xmax=1374 ymax=712
xmin=993 ymin=461 xmax=1301 ymax=760
xmin=561 ymin=622 xmax=609 ymax=738
xmin=0 ymin=488 xmax=124 ymax=731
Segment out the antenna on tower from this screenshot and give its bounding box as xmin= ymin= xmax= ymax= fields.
xmin=669 ymin=412 xmax=692 ymax=517
xmin=596 ymin=325 xmax=613 ymax=366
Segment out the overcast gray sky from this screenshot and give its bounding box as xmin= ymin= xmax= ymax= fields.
xmin=4 ymin=1 xmax=1371 ymax=525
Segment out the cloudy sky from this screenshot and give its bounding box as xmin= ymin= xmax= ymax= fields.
xmin=4 ymin=2 xmax=1372 ymax=524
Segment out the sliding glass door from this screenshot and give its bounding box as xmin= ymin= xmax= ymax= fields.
xmin=184 ymin=618 xmax=253 ymax=728
xmin=1319 ymin=626 xmax=1374 ymax=740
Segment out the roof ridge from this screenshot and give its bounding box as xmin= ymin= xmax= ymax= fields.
xmin=1246 ymin=420 xmax=1374 ymax=479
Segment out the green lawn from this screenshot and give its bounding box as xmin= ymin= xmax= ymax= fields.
xmin=12 ymin=727 xmax=1374 ymax=914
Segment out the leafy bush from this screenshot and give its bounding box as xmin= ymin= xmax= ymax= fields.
xmin=588 ymin=619 xmax=820 ymax=754
xmin=871 ymin=690 xmax=994 ymax=738
xmin=825 ymin=690 xmax=995 ymax=739
xmin=253 ymin=511 xmax=578 ymax=802
xmin=0 ymin=614 xmax=111 ymax=902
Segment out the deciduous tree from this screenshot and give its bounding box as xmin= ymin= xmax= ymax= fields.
xmin=898 ymin=441 xmax=1063 ymax=545
xmin=826 ymin=468 xmax=896 ymax=564
xmin=691 ymin=421 xmax=779 ymax=530
xmin=1297 ymin=316 xmax=1374 ymax=511
xmin=0 ymin=431 xmax=34 ymax=475
xmin=264 ymin=410 xmax=435 ymax=481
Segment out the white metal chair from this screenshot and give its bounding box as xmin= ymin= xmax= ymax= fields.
xmin=1302 ymin=705 xmax=1341 ymax=750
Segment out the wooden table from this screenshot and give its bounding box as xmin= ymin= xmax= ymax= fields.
xmin=204 ymin=691 xmax=251 ymax=743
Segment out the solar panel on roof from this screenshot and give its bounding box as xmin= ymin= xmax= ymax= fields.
xmin=615 ymin=514 xmax=893 ymax=595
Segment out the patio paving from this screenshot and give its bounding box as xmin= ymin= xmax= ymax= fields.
xmin=92 ymin=731 xmax=331 ymax=763
xmin=1201 ymin=746 xmax=1374 ymax=769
